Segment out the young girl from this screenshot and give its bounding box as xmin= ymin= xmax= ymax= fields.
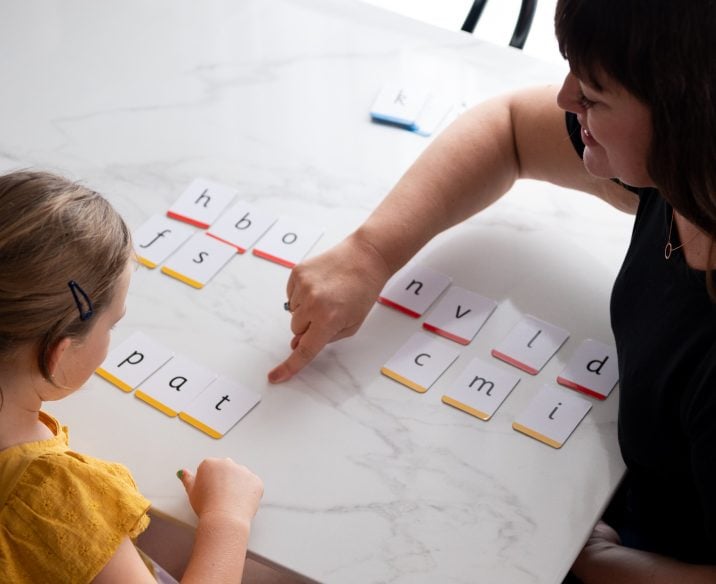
xmin=0 ymin=170 xmax=263 ymax=583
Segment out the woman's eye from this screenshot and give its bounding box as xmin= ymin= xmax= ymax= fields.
xmin=578 ymin=90 xmax=595 ymax=109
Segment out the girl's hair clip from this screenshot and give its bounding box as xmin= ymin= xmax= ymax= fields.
xmin=67 ymin=280 xmax=94 ymax=321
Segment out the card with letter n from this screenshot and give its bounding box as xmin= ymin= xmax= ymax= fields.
xmin=512 ymin=385 xmax=591 ymax=449
xmin=167 ymin=178 xmax=237 ymax=229
xmin=442 ymin=358 xmax=520 ymax=421
xmin=378 ymin=264 xmax=452 ymax=318
xmin=96 ymin=331 xmax=174 ymax=393
xmin=133 ymin=214 xmax=195 ymax=268
xmin=252 ymin=216 xmax=323 ymax=268
xmin=492 ymin=315 xmax=569 ymax=375
xmin=161 ymin=232 xmax=237 ymax=288
xmin=557 ymin=338 xmax=619 ymax=400
xmin=423 ymin=286 xmax=497 ymax=345
xmin=381 ymin=332 xmax=460 ymax=393
xmin=206 ymin=202 xmax=277 ymax=253
xmin=179 ymin=377 xmax=261 ymax=439
xmin=135 ymin=354 xmax=217 ymax=417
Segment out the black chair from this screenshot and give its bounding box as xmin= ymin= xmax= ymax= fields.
xmin=461 ymin=0 xmax=538 ymax=50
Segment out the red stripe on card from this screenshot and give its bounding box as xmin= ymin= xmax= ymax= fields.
xmin=491 ymin=350 xmax=539 ymax=375
xmin=166 ymin=211 xmax=210 ymax=229
xmin=206 ymin=232 xmax=245 ymax=253
xmin=422 ymin=323 xmax=470 ymax=345
xmin=556 ymin=377 xmax=606 ymax=400
xmin=252 ymin=249 xmax=295 ymax=268
xmin=377 ymin=297 xmax=420 ymax=318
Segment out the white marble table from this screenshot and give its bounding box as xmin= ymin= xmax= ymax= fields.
xmin=0 ymin=1 xmax=633 ymax=582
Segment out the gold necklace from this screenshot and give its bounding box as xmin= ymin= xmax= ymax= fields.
xmin=664 ymin=209 xmax=700 ymax=259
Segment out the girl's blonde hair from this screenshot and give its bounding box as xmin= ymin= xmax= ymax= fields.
xmin=0 ymin=171 xmax=132 ymax=379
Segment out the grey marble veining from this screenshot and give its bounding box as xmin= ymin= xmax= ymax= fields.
xmin=0 ymin=1 xmax=630 ymax=582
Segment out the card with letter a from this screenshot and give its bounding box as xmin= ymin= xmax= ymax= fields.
xmin=96 ymin=331 xmax=174 ymax=393
xmin=442 ymin=358 xmax=520 ymax=421
xmin=135 ymin=354 xmax=217 ymax=417
xmin=179 ymin=377 xmax=261 ymax=439
xmin=161 ymin=232 xmax=237 ymax=288
xmin=167 ymin=178 xmax=237 ymax=229
xmin=512 ymin=385 xmax=591 ymax=449
xmin=557 ymin=338 xmax=619 ymax=400
xmin=133 ymin=214 xmax=195 ymax=268
xmin=492 ymin=315 xmax=569 ymax=375
xmin=381 ymin=332 xmax=460 ymax=393
xmin=378 ymin=264 xmax=452 ymax=318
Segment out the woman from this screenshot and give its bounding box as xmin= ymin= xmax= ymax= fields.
xmin=269 ymin=1 xmax=716 ymax=581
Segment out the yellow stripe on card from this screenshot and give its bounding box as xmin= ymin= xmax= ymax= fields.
xmin=512 ymin=422 xmax=562 ymax=449
xmin=135 ymin=390 xmax=178 ymax=417
xmin=178 ymin=412 xmax=222 ymax=439
xmin=442 ymin=395 xmax=491 ymax=420
xmin=95 ymin=368 xmax=133 ymax=393
xmin=160 ymin=266 xmax=204 ymax=289
xmin=136 ymin=256 xmax=158 ymax=269
xmin=380 ymin=367 xmax=428 ymax=393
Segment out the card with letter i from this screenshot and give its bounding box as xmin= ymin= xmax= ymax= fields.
xmin=206 ymin=202 xmax=277 ymax=253
xmin=132 ymin=214 xmax=195 ymax=268
xmin=557 ymin=338 xmax=619 ymax=400
xmin=252 ymin=217 xmax=323 ymax=268
xmin=378 ymin=264 xmax=452 ymax=318
xmin=179 ymin=377 xmax=261 ymax=439
xmin=161 ymin=232 xmax=237 ymax=289
xmin=381 ymin=332 xmax=460 ymax=393
xmin=442 ymin=358 xmax=520 ymax=421
xmin=167 ymin=178 xmax=237 ymax=229
xmin=492 ymin=315 xmax=569 ymax=375
xmin=96 ymin=331 xmax=174 ymax=393
xmin=135 ymin=354 xmax=217 ymax=417
xmin=512 ymin=385 xmax=591 ymax=449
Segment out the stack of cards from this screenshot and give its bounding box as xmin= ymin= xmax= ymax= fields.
xmin=96 ymin=331 xmax=261 ymax=439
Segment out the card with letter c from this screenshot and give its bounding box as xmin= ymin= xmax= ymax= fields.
xmin=96 ymin=331 xmax=174 ymax=393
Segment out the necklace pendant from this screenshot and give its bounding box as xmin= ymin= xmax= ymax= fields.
xmin=664 ymin=242 xmax=673 ymax=259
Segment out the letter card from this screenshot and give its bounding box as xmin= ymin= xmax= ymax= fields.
xmin=251 ymin=217 xmax=323 ymax=268
xmin=378 ymin=264 xmax=452 ymax=318
xmin=381 ymin=332 xmax=460 ymax=393
xmin=557 ymin=338 xmax=619 ymax=400
xmin=96 ymin=331 xmax=174 ymax=393
xmin=512 ymin=385 xmax=591 ymax=449
xmin=491 ymin=315 xmax=569 ymax=375
xmin=167 ymin=178 xmax=237 ymax=229
xmin=442 ymin=358 xmax=521 ymax=421
xmin=133 ymin=214 xmax=195 ymax=268
xmin=206 ymin=202 xmax=277 ymax=253
xmin=135 ymin=354 xmax=217 ymax=417
xmin=423 ymin=286 xmax=497 ymax=344
xmin=161 ymin=232 xmax=237 ymax=289
xmin=370 ymin=83 xmax=430 ymax=130
xmin=179 ymin=377 xmax=261 ymax=439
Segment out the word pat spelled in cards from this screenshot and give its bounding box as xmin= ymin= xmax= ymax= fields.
xmin=206 ymin=202 xmax=277 ymax=253
xmin=492 ymin=315 xmax=569 ymax=375
xmin=133 ymin=214 xmax=194 ymax=268
xmin=513 ymin=385 xmax=591 ymax=449
xmin=161 ymin=232 xmax=237 ymax=289
xmin=96 ymin=331 xmax=174 ymax=393
xmin=381 ymin=332 xmax=460 ymax=393
xmin=252 ymin=216 xmax=323 ymax=268
xmin=167 ymin=178 xmax=236 ymax=229
xmin=557 ymin=338 xmax=619 ymax=400
xmin=135 ymin=354 xmax=217 ymax=417
xmin=423 ymin=286 xmax=497 ymax=344
xmin=378 ymin=264 xmax=452 ymax=318
xmin=179 ymin=377 xmax=261 ymax=439
xmin=442 ymin=358 xmax=520 ymax=421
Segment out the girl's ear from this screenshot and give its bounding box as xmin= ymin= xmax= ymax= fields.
xmin=46 ymin=337 xmax=73 ymax=380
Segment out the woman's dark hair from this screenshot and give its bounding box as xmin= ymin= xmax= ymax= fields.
xmin=555 ymin=0 xmax=716 ymax=290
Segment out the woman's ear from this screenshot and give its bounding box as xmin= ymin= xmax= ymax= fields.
xmin=46 ymin=337 xmax=73 ymax=381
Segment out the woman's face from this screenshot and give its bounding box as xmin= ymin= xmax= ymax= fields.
xmin=557 ymin=71 xmax=654 ymax=188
